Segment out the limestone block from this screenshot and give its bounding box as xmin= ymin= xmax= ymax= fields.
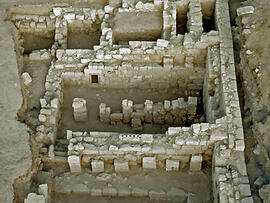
xmin=38 ymin=114 xmax=46 ymax=123
xmin=24 ymin=193 xmax=45 ymax=203
xmin=190 ymin=155 xmax=202 ymax=171
xmin=122 ymin=99 xmax=133 ymax=123
xmin=238 ymin=184 xmax=251 ymax=197
xmin=141 ymin=134 xmax=153 ymax=143
xmin=30 ymin=21 xmax=35 ymax=28
xmin=166 ymin=159 xmax=180 ymax=171
xmin=114 ymin=159 xmax=129 ymax=172
xmin=167 ymin=127 xmax=182 ymax=136
xmin=22 ymin=72 xmax=32 ymax=86
xmin=99 ymin=103 xmax=111 ymax=123
xmin=144 ymin=100 xmax=153 ymax=111
xmin=235 ymin=139 xmax=245 ymax=151
xmin=110 ymin=113 xmax=123 ymax=124
xmin=67 ymin=130 xmax=72 ymax=140
xmin=131 ymin=112 xmax=144 ymax=121
xmin=143 ymin=157 xmax=156 ymax=169
xmin=29 ymin=52 xmax=41 ymax=60
xmin=157 ymin=39 xmax=169 ymax=48
xmin=38 ymin=184 xmax=48 ymax=202
xmin=120 ymin=144 xmax=141 ymax=152
xmin=119 ymin=48 xmax=131 ymax=54
xmin=240 ymin=197 xmax=254 ymax=203
xmin=164 ymin=100 xmax=171 ymax=111
xmin=131 ymin=118 xmax=142 ymax=131
xmin=152 ymin=144 xmax=166 ymax=154
xmin=68 ymin=155 xmax=81 ymax=173
xmin=53 ymin=8 xmax=62 ymax=16
xmin=72 ymin=98 xmax=87 ymax=121
xmin=237 ymin=6 xmax=254 ymax=16
xmin=37 ymin=23 xmax=46 ymax=29
xmin=51 ymin=98 xmax=59 ymax=109
xmin=64 ymin=13 xmax=75 ymax=20
xmin=91 ymin=160 xmax=104 ymax=172
xmin=48 ymin=144 xmax=55 ymax=159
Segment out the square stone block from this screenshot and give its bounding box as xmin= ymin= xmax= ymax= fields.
xmin=143 ymin=157 xmax=156 ymax=169
xmin=114 ymin=159 xmax=129 ymax=172
xmin=91 ymin=160 xmax=104 ymax=172
xmin=190 ymin=155 xmax=202 ymax=171
xmin=166 ymin=159 xmax=180 ymax=171
xmin=68 ymin=155 xmax=81 ymax=173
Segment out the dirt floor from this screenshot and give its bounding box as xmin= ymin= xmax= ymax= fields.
xmin=232 ymin=0 xmax=270 ymax=202
xmin=0 ymin=1 xmax=32 ymax=202
xmin=58 ymin=86 xmax=204 ymax=138
xmin=1 ymin=0 xmax=270 ymax=202
xmin=52 ymin=168 xmax=212 ymax=203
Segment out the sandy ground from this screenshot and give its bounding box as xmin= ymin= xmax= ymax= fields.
xmin=58 ymin=86 xmax=189 ymax=138
xmin=52 ymin=168 xmax=211 ymax=202
xmin=0 ymin=1 xmax=32 ymax=202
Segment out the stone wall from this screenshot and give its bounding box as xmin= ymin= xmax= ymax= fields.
xmin=66 ymin=117 xmax=227 ymax=173
xmin=211 ymin=0 xmax=253 ymax=202
xmin=203 ymin=45 xmax=222 ymax=123
xmin=8 ymin=1 xmax=253 ymax=202
xmin=99 ymin=97 xmax=198 ymax=130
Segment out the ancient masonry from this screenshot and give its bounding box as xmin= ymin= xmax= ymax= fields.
xmin=8 ymin=0 xmax=253 ymax=202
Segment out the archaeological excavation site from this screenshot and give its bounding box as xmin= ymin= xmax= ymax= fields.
xmin=2 ymin=0 xmax=270 ymax=202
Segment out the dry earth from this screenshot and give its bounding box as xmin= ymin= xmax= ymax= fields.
xmin=0 ymin=0 xmax=270 ymax=202
xmin=0 ymin=1 xmax=32 ymax=202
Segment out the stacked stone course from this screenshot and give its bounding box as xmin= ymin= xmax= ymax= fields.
xmin=99 ymin=97 xmax=198 ymax=130
xmin=9 ymin=0 xmax=253 ymax=202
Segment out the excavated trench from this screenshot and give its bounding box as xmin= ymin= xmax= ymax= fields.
xmin=6 ymin=0 xmax=260 ymax=202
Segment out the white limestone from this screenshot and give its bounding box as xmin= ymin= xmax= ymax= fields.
xmin=190 ymin=155 xmax=202 ymax=171
xmin=114 ymin=159 xmax=129 ymax=172
xmin=22 ymin=72 xmax=32 ymax=86
xmin=72 ymin=98 xmax=87 ymax=121
xmin=10 ymin=1 xmax=253 ymax=201
xmin=143 ymin=157 xmax=156 ymax=169
xmin=24 ymin=193 xmax=45 ymax=203
xmin=68 ymin=155 xmax=81 ymax=173
xmin=166 ymin=159 xmax=179 ymax=171
xmin=91 ymin=160 xmax=105 ymax=172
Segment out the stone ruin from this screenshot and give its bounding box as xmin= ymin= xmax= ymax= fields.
xmin=7 ymin=0 xmax=254 ymax=202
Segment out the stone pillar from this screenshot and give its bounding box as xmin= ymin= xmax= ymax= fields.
xmin=187 ymin=96 xmax=197 ymax=122
xmin=166 ymin=159 xmax=180 ymax=171
xmin=68 ymin=155 xmax=81 ymax=173
xmin=99 ymin=103 xmax=111 ymax=123
xmin=143 ymin=157 xmax=156 ymax=169
xmin=122 ymin=99 xmax=133 ymax=124
xmin=91 ymin=160 xmax=105 ymax=172
xmin=131 ymin=118 xmax=142 ymax=132
xmin=110 ymin=113 xmax=123 ymax=125
xmin=144 ymin=100 xmax=153 ymax=123
xmin=178 ymin=98 xmax=187 ymax=125
xmin=187 ymin=0 xmax=203 ymax=36
xmin=153 ymin=102 xmax=165 ymax=125
xmin=72 ymin=98 xmax=87 ymax=121
xmin=114 ymin=159 xmax=129 ymax=172
xmin=190 ymin=154 xmax=202 ymax=171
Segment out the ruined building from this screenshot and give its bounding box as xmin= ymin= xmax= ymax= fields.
xmin=6 ymin=0 xmax=254 ymax=202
